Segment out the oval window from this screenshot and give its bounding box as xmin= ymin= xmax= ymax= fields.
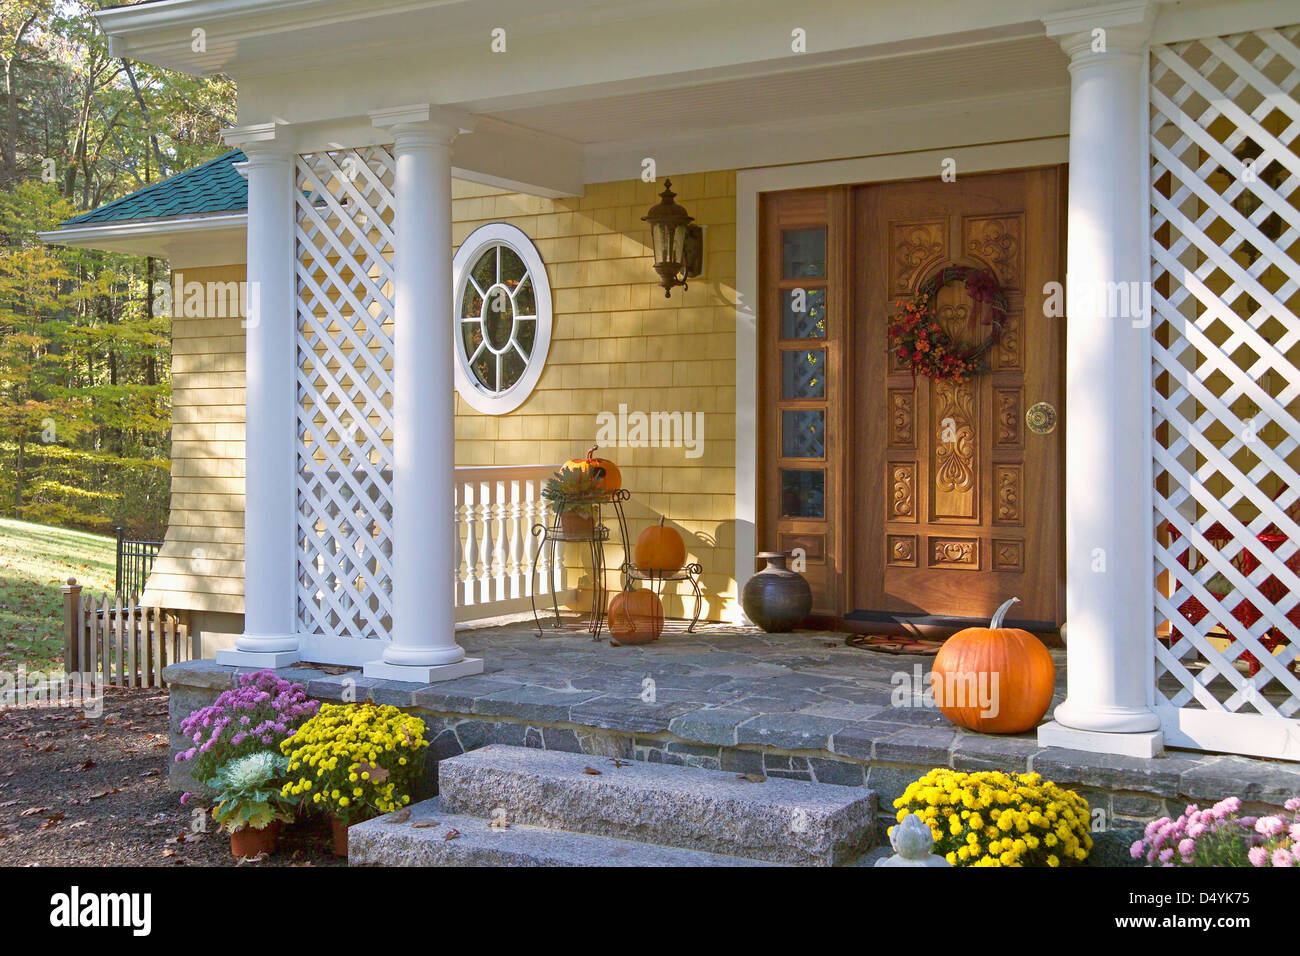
xmin=452 ymin=223 xmax=552 ymax=414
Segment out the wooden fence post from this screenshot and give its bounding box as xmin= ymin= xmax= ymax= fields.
xmin=62 ymin=578 xmax=82 ymax=675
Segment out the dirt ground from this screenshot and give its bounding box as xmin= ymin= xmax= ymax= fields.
xmin=0 ymin=688 xmax=345 ymax=867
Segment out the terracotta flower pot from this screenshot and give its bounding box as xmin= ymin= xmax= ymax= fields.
xmin=559 ymin=511 xmax=595 ymax=536
xmin=331 ymin=815 xmax=349 ymax=857
xmin=230 ymin=820 xmax=280 ymax=859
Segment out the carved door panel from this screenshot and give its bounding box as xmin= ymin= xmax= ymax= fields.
xmin=852 ymin=169 xmax=1064 ymax=627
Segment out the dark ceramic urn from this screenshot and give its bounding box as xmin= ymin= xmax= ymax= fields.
xmin=741 ymin=551 xmax=812 ymax=633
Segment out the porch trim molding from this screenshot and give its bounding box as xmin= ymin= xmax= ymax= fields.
xmin=37 ymin=212 xmax=247 ymax=268
xmin=733 ymin=136 xmax=1069 ymax=625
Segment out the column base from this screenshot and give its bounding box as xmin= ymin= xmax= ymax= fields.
xmin=362 ymin=657 xmax=483 ymax=684
xmin=1037 ymin=720 xmax=1165 ymax=758
xmin=215 ymin=648 xmax=301 ymax=669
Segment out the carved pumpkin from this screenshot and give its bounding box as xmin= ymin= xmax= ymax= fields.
xmin=607 ymin=587 xmax=664 ymax=644
xmin=562 ymin=445 xmax=622 ymax=492
xmin=929 ymin=597 xmax=1055 ymax=734
xmin=634 ymin=516 xmax=686 ymax=572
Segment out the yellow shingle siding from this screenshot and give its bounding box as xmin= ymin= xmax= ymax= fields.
xmin=453 ymin=172 xmax=739 ymax=620
xmin=155 ymin=172 xmax=740 ymax=622
xmin=143 ymin=264 xmax=247 ymax=615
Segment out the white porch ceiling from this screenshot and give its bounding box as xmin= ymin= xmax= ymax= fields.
xmin=99 ymin=0 xmax=1076 ymax=191
xmin=484 ymin=35 xmax=1069 ymax=145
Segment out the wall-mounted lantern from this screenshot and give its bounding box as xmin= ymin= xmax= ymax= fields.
xmin=642 ymin=179 xmax=704 ymax=297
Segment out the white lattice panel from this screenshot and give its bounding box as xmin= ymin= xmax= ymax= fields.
xmin=1150 ymin=25 xmax=1300 ymax=757
xmin=295 ymin=147 xmax=397 ymax=641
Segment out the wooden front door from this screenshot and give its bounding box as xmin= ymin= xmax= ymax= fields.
xmin=851 ymin=168 xmax=1064 ymax=628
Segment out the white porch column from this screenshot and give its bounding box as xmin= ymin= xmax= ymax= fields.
xmin=1038 ymin=2 xmax=1163 ymax=757
xmin=217 ymin=123 xmax=300 ymax=669
xmin=364 ymin=105 xmax=483 ymax=683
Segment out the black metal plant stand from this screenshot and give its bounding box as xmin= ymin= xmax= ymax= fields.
xmin=531 ymin=489 xmax=631 ymax=639
xmin=620 ymin=561 xmax=705 ymax=632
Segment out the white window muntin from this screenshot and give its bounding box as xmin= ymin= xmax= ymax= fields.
xmin=452 ymin=222 xmax=553 ymax=415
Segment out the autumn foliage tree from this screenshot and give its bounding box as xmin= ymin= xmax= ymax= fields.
xmin=0 ymin=2 xmax=235 ymax=537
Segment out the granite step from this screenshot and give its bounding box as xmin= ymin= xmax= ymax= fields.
xmin=436 ymin=744 xmax=876 ymax=866
xmin=348 ymin=798 xmax=774 ymax=867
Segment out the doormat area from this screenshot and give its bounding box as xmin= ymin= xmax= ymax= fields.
xmin=844 ymin=633 xmax=944 ymax=656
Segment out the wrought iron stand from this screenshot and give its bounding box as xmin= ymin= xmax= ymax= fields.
xmin=531 ymin=489 xmax=631 ymax=639
xmin=620 ymin=561 xmax=705 ymax=632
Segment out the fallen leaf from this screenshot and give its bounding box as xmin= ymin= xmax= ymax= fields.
xmin=737 ymin=773 xmax=766 ymax=784
xmin=384 ymin=809 xmax=411 ymax=824
xmin=76 ymin=759 xmax=96 ymax=772
xmin=443 ymin=828 xmax=460 ymax=841
xmin=19 ymin=806 xmax=50 ymax=817
xmin=0 ymin=800 xmax=16 ymax=808
xmin=411 ymin=821 xmax=439 ymax=829
xmin=583 ymin=766 xmax=602 ymax=775
xmin=608 ymin=758 xmax=630 ymax=768
xmin=88 ymin=788 xmax=120 ymax=800
xmin=355 ymin=762 xmax=389 ymax=784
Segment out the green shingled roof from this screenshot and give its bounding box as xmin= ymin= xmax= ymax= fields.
xmin=61 ymin=149 xmax=247 ymax=226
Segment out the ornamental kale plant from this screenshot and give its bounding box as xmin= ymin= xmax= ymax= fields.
xmin=211 ymin=751 xmax=296 ymax=834
xmin=1131 ymin=796 xmax=1300 ymax=867
xmin=175 ymin=669 xmax=318 ymax=787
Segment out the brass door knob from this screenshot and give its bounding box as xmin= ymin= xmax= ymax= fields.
xmin=1026 ymin=402 xmax=1057 ymax=435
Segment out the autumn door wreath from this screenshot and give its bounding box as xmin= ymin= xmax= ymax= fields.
xmin=889 ymin=264 xmax=1009 ymax=383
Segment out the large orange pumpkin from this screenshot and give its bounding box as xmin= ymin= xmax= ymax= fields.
xmin=930 ymin=597 xmax=1055 ymax=734
xmin=563 ymin=445 xmax=622 ymax=492
xmin=607 ymin=587 xmax=664 ymax=644
xmin=634 ymin=516 xmax=686 ymax=572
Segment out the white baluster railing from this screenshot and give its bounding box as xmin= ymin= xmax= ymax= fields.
xmin=453 ymin=465 xmax=565 ymax=622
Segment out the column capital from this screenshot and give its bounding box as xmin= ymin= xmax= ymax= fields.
xmin=1044 ymin=0 xmax=1155 ymax=61
xmin=223 ymin=120 xmax=296 ymax=164
xmin=369 ymin=103 xmax=476 ymax=147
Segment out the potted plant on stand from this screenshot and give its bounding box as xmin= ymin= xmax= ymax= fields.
xmin=542 ymin=467 xmax=604 ymax=536
xmin=211 ymin=751 xmax=296 ymax=859
xmin=280 ymin=702 xmax=430 ymax=857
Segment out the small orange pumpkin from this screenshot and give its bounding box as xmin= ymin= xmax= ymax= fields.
xmin=634 ymin=516 xmax=686 ymax=572
xmin=930 ymin=597 xmax=1055 ymax=734
xmin=563 ymin=445 xmax=622 ymax=492
xmin=607 ymin=586 xmax=664 ymax=644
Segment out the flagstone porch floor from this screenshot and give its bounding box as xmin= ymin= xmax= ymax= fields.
xmin=164 ymin=622 xmax=1300 ymax=831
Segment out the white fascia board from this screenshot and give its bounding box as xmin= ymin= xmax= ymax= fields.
xmin=1150 ymin=0 xmax=1300 ymax=43
xmin=39 ymin=212 xmax=248 ymax=267
xmin=103 ymin=0 xmax=1087 ymax=86
xmin=95 ymin=0 xmax=464 ymax=74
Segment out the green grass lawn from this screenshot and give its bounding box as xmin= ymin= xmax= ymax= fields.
xmin=0 ymin=517 xmax=116 ymax=670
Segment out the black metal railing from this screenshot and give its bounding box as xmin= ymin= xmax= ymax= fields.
xmin=115 ymin=527 xmax=163 ymax=598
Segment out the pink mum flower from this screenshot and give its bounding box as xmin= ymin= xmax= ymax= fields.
xmin=1255 ymin=816 xmax=1286 ymax=837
